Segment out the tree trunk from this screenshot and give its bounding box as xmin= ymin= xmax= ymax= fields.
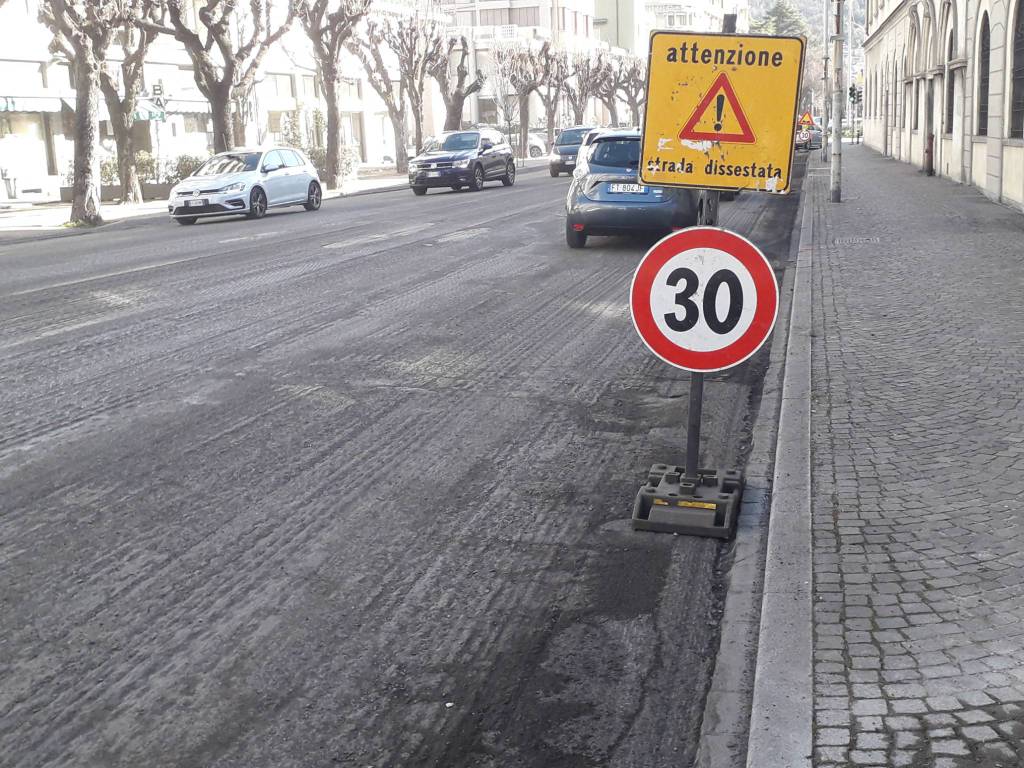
xmin=545 ymin=104 xmax=556 ymax=148
xmin=390 ymin=111 xmax=409 ymax=173
xmin=444 ymin=95 xmax=465 ymax=131
xmin=323 ymin=74 xmax=344 ymax=189
xmin=71 ymin=58 xmax=102 ymax=226
xmin=105 ymin=96 xmax=143 ymax=204
xmin=605 ymin=99 xmax=619 ymax=128
xmin=571 ymin=99 xmax=585 ymax=125
xmin=210 ymin=89 xmax=234 ymax=153
xmin=518 ymin=93 xmax=531 ymax=159
xmin=411 ymin=94 xmax=423 ymax=155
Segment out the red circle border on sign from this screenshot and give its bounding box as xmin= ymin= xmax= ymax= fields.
xmin=630 ymin=227 xmax=779 ymax=373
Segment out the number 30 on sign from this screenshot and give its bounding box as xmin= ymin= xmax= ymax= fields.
xmin=630 ymin=227 xmax=779 ymax=373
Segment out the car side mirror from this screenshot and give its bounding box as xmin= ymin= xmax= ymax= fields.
xmin=480 ymin=140 xmax=494 ymax=153
xmin=263 ymin=163 xmax=279 ymax=173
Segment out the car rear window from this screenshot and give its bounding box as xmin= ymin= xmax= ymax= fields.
xmin=556 ymin=128 xmax=589 ymax=145
xmin=589 ymin=139 xmax=640 ymax=168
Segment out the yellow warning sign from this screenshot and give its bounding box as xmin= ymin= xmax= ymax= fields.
xmin=797 ymin=110 xmax=814 ymax=127
xmin=640 ymin=31 xmax=805 ymax=193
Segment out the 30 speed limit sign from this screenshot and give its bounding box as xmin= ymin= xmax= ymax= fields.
xmin=630 ymin=227 xmax=778 ymax=373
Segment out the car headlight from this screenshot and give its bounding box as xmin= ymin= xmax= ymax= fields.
xmin=218 ymin=182 xmax=246 ymax=193
xmin=549 ymin=151 xmax=560 ymax=160
xmin=408 ymin=162 xmax=420 ymax=172
xmin=453 ymin=159 xmax=471 ymax=169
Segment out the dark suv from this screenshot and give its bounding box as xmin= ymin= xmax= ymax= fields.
xmin=549 ymin=126 xmax=595 ymax=176
xmin=408 ymin=129 xmax=515 ymax=195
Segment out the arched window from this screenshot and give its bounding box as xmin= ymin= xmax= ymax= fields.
xmin=945 ymin=34 xmax=956 ymax=133
xmin=978 ymin=13 xmax=991 ymax=136
xmin=1012 ymin=0 xmax=1024 ymax=137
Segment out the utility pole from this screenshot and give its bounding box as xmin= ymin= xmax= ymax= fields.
xmin=821 ymin=0 xmax=830 ymax=162
xmin=831 ymin=0 xmax=843 ymax=202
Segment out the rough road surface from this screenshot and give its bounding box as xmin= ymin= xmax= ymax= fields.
xmin=1 ymin=166 xmax=800 ymax=768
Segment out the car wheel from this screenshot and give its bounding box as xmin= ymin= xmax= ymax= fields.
xmin=549 ymin=168 xmax=559 ymax=177
xmin=530 ymin=145 xmax=543 ymax=158
xmin=565 ymin=221 xmax=587 ymax=249
xmin=469 ymin=165 xmax=484 ymax=191
xmin=247 ymin=187 xmax=267 ymax=219
xmin=176 ymin=217 xmax=197 ymax=226
xmin=412 ymin=186 xmax=427 ymax=196
xmin=303 ymin=181 xmax=322 ymax=211
xmin=502 ymin=162 xmax=516 ymax=186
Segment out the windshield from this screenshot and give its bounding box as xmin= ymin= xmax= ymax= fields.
xmin=440 ymin=132 xmax=480 ymax=151
xmin=589 ymin=139 xmax=640 ymax=169
xmin=193 ymin=152 xmax=261 ymax=176
xmin=556 ymin=129 xmax=589 ymax=146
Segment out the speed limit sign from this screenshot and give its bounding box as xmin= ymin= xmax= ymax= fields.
xmin=630 ymin=227 xmax=778 ymax=373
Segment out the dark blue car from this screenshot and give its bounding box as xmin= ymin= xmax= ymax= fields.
xmin=564 ymin=129 xmax=699 ymax=248
xmin=408 ymin=129 xmax=515 ymax=195
xmin=548 ymin=126 xmax=595 ymax=177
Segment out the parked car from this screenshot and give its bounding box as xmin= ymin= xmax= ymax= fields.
xmin=407 ymin=129 xmax=515 ymax=195
xmin=795 ymin=122 xmax=824 ymax=151
xmin=167 ymin=147 xmax=321 ymax=225
xmin=548 ymin=126 xmax=595 ymax=176
xmin=564 ymin=129 xmax=699 ymax=249
xmin=571 ymin=128 xmax=607 ymax=177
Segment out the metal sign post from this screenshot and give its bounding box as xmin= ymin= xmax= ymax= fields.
xmin=629 ymin=227 xmax=779 ymax=538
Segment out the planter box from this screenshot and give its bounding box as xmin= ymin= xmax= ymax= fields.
xmin=59 ymin=183 xmax=173 ymax=203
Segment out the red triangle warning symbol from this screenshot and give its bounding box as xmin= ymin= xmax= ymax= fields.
xmin=679 ymin=72 xmax=755 ymax=144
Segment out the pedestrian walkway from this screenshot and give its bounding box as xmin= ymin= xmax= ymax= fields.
xmin=808 ymin=146 xmax=1024 ymax=765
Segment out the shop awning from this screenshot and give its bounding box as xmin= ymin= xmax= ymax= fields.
xmin=133 ymin=98 xmax=166 ymax=121
xmin=165 ymin=98 xmax=211 ymax=114
xmin=60 ymin=97 xmax=110 ymax=122
xmin=0 ymin=95 xmax=63 ymax=113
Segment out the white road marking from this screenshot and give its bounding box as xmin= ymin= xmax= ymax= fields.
xmin=436 ymin=227 xmax=489 ymax=244
xmin=322 ymin=223 xmax=432 ymax=249
xmin=219 ymin=231 xmax=281 ymax=244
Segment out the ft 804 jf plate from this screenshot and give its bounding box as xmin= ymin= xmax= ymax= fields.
xmin=631 ymin=464 xmax=743 ymax=539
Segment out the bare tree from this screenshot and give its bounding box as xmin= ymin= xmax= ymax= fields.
xmin=39 ymin=0 xmax=132 ymax=224
xmin=563 ymin=51 xmax=600 ymax=126
xmin=142 ymin=0 xmax=301 ymax=152
xmin=348 ymin=20 xmax=410 ymax=172
xmin=377 ymin=12 xmax=446 ymax=155
xmin=491 ymin=41 xmax=548 ymax=159
xmin=594 ymin=54 xmax=622 ymax=127
xmin=301 ymin=0 xmax=371 ymax=188
xmin=536 ymin=46 xmax=567 ymax=148
xmin=617 ymin=55 xmax=647 ymax=127
xmin=484 ymin=50 xmax=518 ymax=146
xmin=97 ymin=2 xmax=162 ymax=204
xmin=429 ymin=36 xmax=485 ymax=132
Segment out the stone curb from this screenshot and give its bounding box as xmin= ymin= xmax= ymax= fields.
xmin=693 ymin=173 xmax=807 ymax=768
xmin=743 ymin=168 xmax=815 ymax=768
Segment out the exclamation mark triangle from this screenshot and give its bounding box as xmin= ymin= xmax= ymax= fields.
xmin=679 ymin=72 xmax=756 ymax=143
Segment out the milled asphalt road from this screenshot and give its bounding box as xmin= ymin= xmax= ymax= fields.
xmin=0 ymin=163 xmax=803 ymax=768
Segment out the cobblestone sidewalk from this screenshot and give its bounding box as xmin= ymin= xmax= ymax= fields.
xmin=809 ymin=146 xmax=1024 ymax=767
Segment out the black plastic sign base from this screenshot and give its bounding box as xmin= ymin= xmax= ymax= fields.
xmin=631 ymin=464 xmax=743 ymax=539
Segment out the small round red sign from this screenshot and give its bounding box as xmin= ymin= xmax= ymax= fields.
xmin=630 ymin=227 xmax=779 ymax=373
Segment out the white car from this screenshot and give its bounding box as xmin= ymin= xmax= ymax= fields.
xmin=168 ymin=147 xmax=322 ymax=225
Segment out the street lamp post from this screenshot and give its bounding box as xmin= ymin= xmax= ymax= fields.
xmin=831 ymin=0 xmax=843 ymax=202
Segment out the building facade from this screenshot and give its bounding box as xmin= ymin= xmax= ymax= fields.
xmin=862 ymin=0 xmax=1024 ymax=210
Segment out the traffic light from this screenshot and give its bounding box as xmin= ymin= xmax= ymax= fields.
xmin=848 ymin=85 xmax=862 ymax=105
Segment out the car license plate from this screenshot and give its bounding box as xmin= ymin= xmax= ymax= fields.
xmin=427 ymin=171 xmax=440 ymax=178
xmin=566 ymin=159 xmax=575 ymax=165
xmin=185 ymin=199 xmax=206 ymax=207
xmin=609 ymin=183 xmax=647 ymax=194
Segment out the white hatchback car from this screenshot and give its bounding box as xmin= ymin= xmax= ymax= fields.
xmin=168 ymin=147 xmax=322 ymax=225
